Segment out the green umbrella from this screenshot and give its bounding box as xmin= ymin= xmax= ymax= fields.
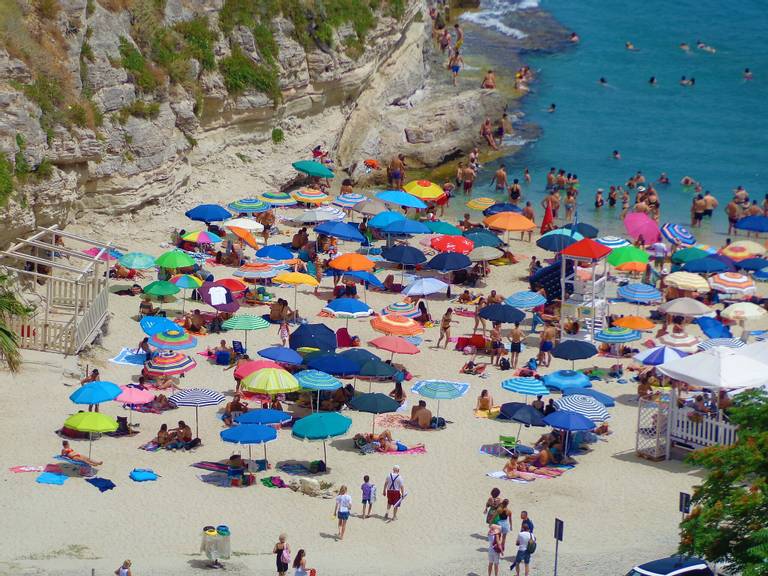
xmin=222 ymin=314 xmax=270 ymax=347
xmin=118 ymin=252 xmax=156 ymax=270
xmin=292 ymin=160 xmax=335 ymax=179
xmin=63 ymin=412 xmax=118 ymax=458
xmin=155 ymin=250 xmax=195 ymax=269
xmin=606 ymin=245 xmax=650 ymax=267
xmin=671 ymin=247 xmax=709 ymax=264
xmin=292 ymin=412 xmax=352 ymax=464
xmin=143 ymin=280 xmax=181 ymax=297
xmin=425 ymin=221 xmax=462 ymax=235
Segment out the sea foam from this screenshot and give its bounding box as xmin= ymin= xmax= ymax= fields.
xmin=460 ymin=0 xmax=539 ymax=39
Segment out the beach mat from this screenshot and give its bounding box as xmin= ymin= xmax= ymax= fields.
xmin=36 ymin=472 xmax=68 ymax=485
xmin=139 ymin=441 xmax=161 ymax=452
xmin=86 ymin=477 xmax=116 ymax=492
xmin=277 ymin=462 xmax=310 ymax=476
xmin=191 ymin=461 xmax=229 ymax=473
xmin=485 ymin=471 xmax=530 ymax=483
xmin=384 ymin=444 xmax=426 ymax=455
xmin=9 ymin=465 xmax=45 ymax=473
xmin=474 ymin=407 xmax=500 ymax=419
xmin=109 ymin=347 xmax=148 ymax=366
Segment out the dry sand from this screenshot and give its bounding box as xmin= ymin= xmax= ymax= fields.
xmin=1 ymin=146 xmax=763 ymax=576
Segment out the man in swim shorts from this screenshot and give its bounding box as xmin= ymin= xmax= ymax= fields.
xmin=388 ymin=154 xmax=406 ymax=189
xmin=462 ymin=163 xmax=476 ymax=195
xmin=383 ymin=465 xmax=405 ymax=520
xmin=702 ymin=191 xmax=718 ymax=218
xmin=538 ymin=322 xmax=556 ymax=367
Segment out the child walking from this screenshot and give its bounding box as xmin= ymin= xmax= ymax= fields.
xmin=361 ymin=474 xmax=375 ymax=518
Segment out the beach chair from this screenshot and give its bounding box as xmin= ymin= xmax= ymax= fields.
xmin=499 ymin=435 xmax=517 ymax=456
xmin=232 ymin=341 xmax=246 ymax=358
xmin=529 ymin=312 xmax=543 ymax=334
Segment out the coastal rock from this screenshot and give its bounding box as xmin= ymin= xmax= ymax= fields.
xmin=48 ymin=128 xmax=103 ymax=165
xmin=0 ymin=49 xmax=32 ymax=83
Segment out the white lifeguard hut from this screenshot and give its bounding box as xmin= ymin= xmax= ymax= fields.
xmin=558 ymin=239 xmax=612 ymax=342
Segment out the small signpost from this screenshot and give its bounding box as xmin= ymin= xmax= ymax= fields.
xmin=679 ymin=491 xmax=691 ymax=522
xmin=554 ymin=518 xmax=564 ymax=576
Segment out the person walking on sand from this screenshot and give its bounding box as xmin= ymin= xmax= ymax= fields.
xmin=293 ymin=549 xmax=308 ymax=576
xmin=334 ymin=485 xmax=352 ymax=540
xmin=274 ymin=534 xmax=290 ymax=576
xmin=510 ymin=521 xmax=535 ymax=576
xmin=521 ymin=202 xmax=535 ymax=242
xmin=115 ymin=560 xmax=132 ymax=576
xmin=436 ymin=308 xmax=456 ymax=349
xmin=383 ymin=465 xmax=405 ymax=521
xmin=487 ymin=524 xmax=503 ymax=576
xmin=361 ymin=474 xmax=374 ymax=518
xmin=449 ymin=50 xmax=464 ymax=86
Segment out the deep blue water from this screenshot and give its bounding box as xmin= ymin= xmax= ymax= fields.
xmin=457 ymin=0 xmax=768 ymax=239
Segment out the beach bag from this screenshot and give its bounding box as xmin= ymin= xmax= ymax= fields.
xmin=526 ymin=535 xmax=537 ymax=554
xmin=499 ymin=357 xmax=511 ymax=371
xmin=280 ymin=547 xmax=291 ymax=565
xmin=526 ymin=358 xmax=538 ymax=371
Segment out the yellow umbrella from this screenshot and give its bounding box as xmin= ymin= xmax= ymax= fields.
xmin=723 ymin=240 xmax=766 ymax=259
xmin=403 ymin=179 xmax=446 ymax=201
xmin=466 ymin=197 xmax=496 ymax=210
xmin=241 ymin=368 xmax=300 ymax=395
xmin=274 ymin=271 xmax=319 ymax=311
xmin=63 ymin=412 xmax=118 ymax=458
xmin=665 ymin=271 xmax=710 ymax=292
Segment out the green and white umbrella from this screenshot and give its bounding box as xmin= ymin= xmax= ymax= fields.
xmin=411 ymin=379 xmax=470 ymax=422
xmin=222 ymin=314 xmax=270 ymax=347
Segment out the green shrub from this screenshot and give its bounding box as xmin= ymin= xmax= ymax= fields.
xmin=315 ymin=21 xmax=334 ymax=47
xmin=67 ymin=103 xmax=89 ymax=127
xmin=81 ymin=40 xmax=95 ymax=62
xmin=0 ymin=153 xmax=13 ymax=206
xmin=175 ymin=16 xmax=217 ymax=71
xmin=252 ymin=22 xmax=278 ymax=65
xmin=219 ymin=0 xmax=279 ymax=34
xmin=117 ymin=100 xmax=161 ymax=123
xmin=35 ymin=158 xmax=54 ymax=180
xmin=184 ymin=133 xmax=197 ymax=148
xmin=86 ymin=0 xmax=95 ymax=16
xmin=219 ymin=48 xmax=281 ymax=104
xmin=13 ymin=76 xmax=66 ymax=136
xmin=271 ymin=127 xmax=284 ymax=144
xmin=119 ymin=36 xmax=159 ymax=92
xmin=279 ymin=0 xmax=310 ymax=47
xmin=14 ymin=134 xmax=29 ymax=177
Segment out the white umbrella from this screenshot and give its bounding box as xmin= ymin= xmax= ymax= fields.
xmin=721 ymin=302 xmax=766 ymax=321
xmin=658 ymin=332 xmax=701 ymax=353
xmin=659 ymin=297 xmax=711 ymax=317
xmin=223 ymin=218 xmax=264 ymax=232
xmin=658 ymin=346 xmax=768 ymax=389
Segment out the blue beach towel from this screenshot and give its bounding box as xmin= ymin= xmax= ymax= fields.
xmin=109 ymin=347 xmax=149 ymax=366
xmin=129 ymin=469 xmax=158 ymax=482
xmin=86 ymin=477 xmax=116 ymax=492
xmin=36 ymin=472 xmax=67 ymax=485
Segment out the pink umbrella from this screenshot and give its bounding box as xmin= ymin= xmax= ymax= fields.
xmin=116 ymin=385 xmax=155 ymax=426
xmin=82 ymin=247 xmax=118 ymax=261
xmin=624 ymin=213 xmax=660 ymax=243
xmin=234 ymin=359 xmax=281 ymax=380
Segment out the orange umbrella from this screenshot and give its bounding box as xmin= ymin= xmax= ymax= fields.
xmin=613 ymin=316 xmax=655 ymax=330
xmin=229 ymin=226 xmax=259 ymax=249
xmin=483 ymin=212 xmax=536 ymax=232
xmin=370 ymin=314 xmax=424 ymax=336
xmin=615 ymin=261 xmax=647 ymax=273
xmin=329 ymin=253 xmax=375 ymax=272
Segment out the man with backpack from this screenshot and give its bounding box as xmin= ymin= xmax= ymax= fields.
xmin=510 ymin=520 xmax=536 ymax=576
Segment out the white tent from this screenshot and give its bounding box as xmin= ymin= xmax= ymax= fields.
xmin=658 ymin=345 xmax=768 ymax=390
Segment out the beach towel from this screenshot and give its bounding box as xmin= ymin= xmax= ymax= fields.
xmin=109 ymin=347 xmax=148 ymax=366
xmin=198 ymin=473 xmax=230 ymax=487
xmin=485 ymin=471 xmax=530 ymax=483
xmin=384 ymin=444 xmax=426 ymax=455
xmin=474 ymin=407 xmax=500 ymax=419
xmin=139 ymin=441 xmax=161 ymax=452
xmin=277 ymin=462 xmax=311 ymax=476
xmin=260 ymin=476 xmax=287 ymax=488
xmin=454 ymin=308 xmax=476 ymax=318
xmin=36 ymin=472 xmax=68 ymax=485
xmin=191 ymin=461 xmax=229 ymax=473
xmin=404 ymin=336 xmax=422 ymax=346
xmin=9 ymin=465 xmax=45 ymax=473
xmin=54 ymin=455 xmax=93 ymax=468
xmin=86 ymin=477 xmax=116 ymax=492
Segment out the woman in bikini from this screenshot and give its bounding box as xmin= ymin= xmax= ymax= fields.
xmin=61 ymin=440 xmax=102 ymax=466
xmin=503 ymin=457 xmax=537 ymax=481
xmin=436 ymin=308 xmax=455 ymax=349
xmin=473 ymin=297 xmax=488 ymax=336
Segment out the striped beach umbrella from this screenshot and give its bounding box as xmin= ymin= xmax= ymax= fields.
xmin=241 ymin=368 xmax=300 ymax=395
xmin=634 ymin=346 xmax=688 ymax=366
xmin=504 ymin=291 xmax=546 ymax=310
xmin=233 ymin=262 xmax=283 ymax=279
xmin=411 ymin=379 xmax=470 ymax=421
xmin=466 ymin=197 xmax=496 ymax=211
xmin=665 ymin=272 xmax=710 ymax=292
xmin=258 ymin=191 xmax=296 ymax=206
xmin=382 ymin=301 xmax=420 ymax=318
xmin=228 ymin=198 xmax=270 ymax=213
xmin=169 ymin=388 xmax=226 ymax=437
xmin=554 ymin=395 xmax=610 ymax=422
xmin=709 ymin=272 xmax=755 ymax=295
xmin=222 ymin=314 xmax=270 ymax=346
xmin=661 ymin=223 xmax=696 ymax=246
xmin=595 ymin=236 xmax=630 ymax=249
xmin=144 ymin=351 xmax=197 ymax=376
xmin=501 ymin=377 xmax=548 ymax=396
xmin=149 ymin=328 xmax=197 ymax=350
xmin=170 ymin=274 xmax=203 ymax=289
xmin=296 ymin=369 xmax=342 ymax=412
xmin=370 ymin=314 xmax=424 ymax=336
xmin=595 ymin=327 xmax=641 ymax=343
xmin=291 ymin=187 xmax=330 ymax=205
xmin=333 ymin=193 xmax=366 ymax=208
xmin=658 ymin=331 xmax=701 ymax=353
xmin=698 ymin=338 xmax=746 ymax=351
xmin=616 ymin=283 xmax=662 ymax=303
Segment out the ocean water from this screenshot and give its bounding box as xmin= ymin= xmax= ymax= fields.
xmin=456 ymin=0 xmax=768 ymax=239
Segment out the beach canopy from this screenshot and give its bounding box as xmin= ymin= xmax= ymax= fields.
xmin=426 ymin=252 xmax=471 ymax=272
xmin=306 ymin=353 xmax=361 ymax=375
xmin=143 ymin=280 xmax=180 ymax=297
xmin=70 ymin=381 xmax=121 ymax=405
xmin=624 ymin=212 xmax=660 ymax=242
xmin=501 ymin=377 xmax=548 ymax=396
xmin=478 ymin=304 xmax=525 ymax=324
xmin=289 ymin=323 xmax=336 ymax=352
xmin=382 ymin=245 xmax=427 ymax=266
xmin=659 ymin=297 xmax=711 ymax=317
xmin=616 ymin=283 xmax=661 ymax=303
xmin=63 ymin=412 xmax=118 ymax=434
xmin=554 ymin=395 xmax=610 ymax=422
xmin=665 ymin=272 xmax=710 ymax=292
xmin=658 ymin=346 xmax=768 ymax=389
xmin=329 ymin=253 xmax=374 ymax=272
xmin=323 ymin=298 xmax=373 ymax=318
xmin=235 ymin=409 xmax=292 ymax=425
xmin=292 ymin=412 xmax=351 ymax=441
xmin=140 ymin=315 xmax=177 ymax=336
xmin=383 ymin=219 xmax=431 ymax=235
xmin=241 ymin=368 xmax=300 ymax=395
xmin=661 ymin=223 xmax=696 ymax=246
xmin=149 ymin=329 xmax=197 ymax=350
xmin=292 ymin=160 xmax=334 ymax=178
xmin=376 ymin=190 xmax=427 ymax=209
xmin=145 ymin=351 xmax=197 ymax=376
xmin=543 ymin=410 xmax=596 ymax=431
xmin=464 ymin=230 xmax=502 ymax=248
xmin=595 ymin=327 xmax=641 ymax=343
xmin=542 ymin=370 xmax=592 ymax=392
xmin=721 ymin=301 xmax=766 ymax=321
xmin=370 ymin=335 xmax=419 ymax=355
xmin=296 ymin=370 xmax=342 ymax=390
xmin=315 ymin=221 xmax=365 ymax=242
xmin=552 ymin=340 xmax=598 ymax=361
xmin=403 ymin=277 xmax=448 ymax=296
xmin=155 ymin=250 xmax=195 ymax=269
xmin=228 ymin=198 xmax=270 ymax=214
xmin=484 ymin=212 xmax=535 ymax=232
xmin=118 ymin=252 xmax=156 ymax=270
xmin=185 ymin=204 xmax=231 ymax=222
xmin=369 ymin=211 xmax=405 ymax=229
xmin=658 ymin=332 xmax=701 ymax=353
xmin=563 ymin=388 xmax=615 ymax=407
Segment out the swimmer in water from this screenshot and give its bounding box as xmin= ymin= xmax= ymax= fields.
xmin=696 ymin=40 xmax=716 ymax=53
xmin=625 ymin=41 xmax=638 ymax=51
xmin=649 ymin=76 xmax=657 ymax=86
xmin=599 ymin=77 xmax=607 ymax=86
xmin=680 ymin=42 xmax=691 ymax=52
xmin=658 ymin=172 xmax=670 ymax=185
xmin=744 ymin=68 xmax=753 ymax=81
xmin=569 ymin=32 xmax=580 ymax=43
xmin=547 ymin=103 xmax=556 ymax=113
xmin=612 ymin=150 xmax=621 ymax=160
xmin=594 ymin=189 xmax=604 ymax=209
xmin=680 ymin=76 xmax=695 ymax=86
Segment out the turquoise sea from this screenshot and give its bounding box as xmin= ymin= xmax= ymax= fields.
xmin=458 ymin=0 xmax=767 ymax=240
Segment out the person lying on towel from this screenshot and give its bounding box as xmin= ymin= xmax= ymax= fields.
xmin=61 ymin=440 xmax=101 ymax=467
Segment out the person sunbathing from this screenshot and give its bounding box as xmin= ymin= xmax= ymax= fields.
xmin=223 ymin=394 xmax=248 ymax=426
xmin=409 ymin=400 xmax=433 ymax=429
xmin=514 ymin=455 xmax=562 ymax=477
xmin=154 ymin=375 xmax=177 ymax=391
xmin=185 ymin=309 xmax=206 ymax=333
xmin=475 ymin=389 xmax=494 ymax=411
xmin=151 ymin=394 xmax=172 ymax=411
xmin=61 ymin=440 xmax=102 ymax=466
xmin=139 ymin=296 xmax=158 ymax=317
xmin=457 ymin=290 xmax=474 ymax=304
xmin=503 ymin=457 xmax=536 ymax=481
xmin=524 ymin=447 xmax=554 ymax=468
xmin=461 ymin=359 xmax=487 ymax=376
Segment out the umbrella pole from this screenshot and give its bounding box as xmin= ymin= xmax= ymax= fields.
xmin=317 ymin=390 xmax=320 ymax=413
xmin=195 ymin=406 xmax=200 ymax=438
xmin=436 ymin=399 xmax=441 ymax=424
xmin=88 ymin=433 xmax=93 ymax=459
xmin=323 ymin=440 xmax=327 ymax=464
xmin=264 ymin=443 xmax=268 ymax=462
xmin=372 ymin=413 xmax=376 ymax=435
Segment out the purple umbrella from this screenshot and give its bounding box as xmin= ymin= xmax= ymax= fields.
xmin=199 ymin=282 xmax=241 ymax=313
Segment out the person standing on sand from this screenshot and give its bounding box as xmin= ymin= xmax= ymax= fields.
xmin=333 ymin=485 xmax=352 ymax=540
xmin=492 ymin=165 xmax=508 ymax=191
xmin=115 ymin=560 xmax=132 ymax=576
xmin=274 ymin=534 xmax=290 ymax=576
xmin=384 ymin=465 xmax=405 ymax=520
xmin=388 ymin=154 xmax=406 ymax=189
xmin=487 ymin=523 xmax=503 ymax=576
xmin=508 ymin=322 xmax=523 ymax=369
xmin=293 ymin=549 xmax=308 ymax=576
xmin=521 ymin=202 xmax=535 ymax=242
xmin=538 ymin=321 xmax=556 ymax=367
xmin=510 ymin=522 xmax=535 ymax=576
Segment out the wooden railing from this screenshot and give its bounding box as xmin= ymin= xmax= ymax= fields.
xmin=8 ymin=315 xmax=75 ymax=354
xmin=669 ymin=407 xmax=738 ymax=449
xmin=75 ymin=287 xmax=109 ymax=352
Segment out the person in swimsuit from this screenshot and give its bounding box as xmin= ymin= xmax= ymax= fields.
xmin=448 ymin=50 xmax=464 ymax=86
xmin=480 ymin=118 xmax=498 ymax=150
xmin=521 ymin=202 xmax=535 ymax=242
xmin=473 ymin=297 xmax=488 ymax=336
xmin=594 ymin=189 xmax=604 ymax=209
xmin=115 ymin=560 xmax=132 ymax=576
xmin=490 ymin=322 xmax=504 ymax=366
xmin=508 ymin=322 xmax=523 ymax=369
xmin=273 ymin=534 xmax=290 ymax=576
xmin=383 ymin=465 xmax=405 ymax=520
xmin=388 ymin=154 xmax=406 ymax=188
xmin=508 ymin=179 xmax=522 ymax=204
xmin=538 ymin=322 xmax=556 ymax=367
xmin=436 ymin=308 xmax=456 ymax=349
xmin=454 ymin=23 xmax=464 ymax=50
xmin=476 ymin=389 xmax=494 ymax=412
xmin=462 ymin=163 xmax=476 ymax=195
xmin=492 ymin=165 xmax=508 ymax=191
xmin=481 ymin=70 xmax=496 ymax=89
xmin=61 ymin=440 xmax=102 ymax=466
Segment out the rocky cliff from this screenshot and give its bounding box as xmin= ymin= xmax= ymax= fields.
xmin=0 ymin=0 xmax=422 ymax=247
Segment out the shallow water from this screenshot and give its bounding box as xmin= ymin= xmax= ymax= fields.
xmin=451 ymin=0 xmax=767 ymax=240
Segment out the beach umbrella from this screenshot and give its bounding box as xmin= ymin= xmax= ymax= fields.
xmin=736 ymin=257 xmax=768 ymax=271
xmin=334 ymin=193 xmax=367 ymax=208
xmin=607 ymin=245 xmax=650 ymax=267
xmin=223 ymin=218 xmax=264 ymax=232
xmin=411 ymin=379 xmax=470 ymax=422
xmin=728 ymin=240 xmax=766 ymax=256
xmin=595 ymin=327 xmax=641 ymax=343
xmin=255 ymin=347 xmax=302 ymax=365
xmin=149 ymin=328 xmax=197 ymax=350
xmin=563 ymin=388 xmax=615 ymax=407
xmin=292 ymin=187 xmax=330 ymax=205
xmin=682 ymin=256 xmax=734 ymax=273
xmin=720 ymin=244 xmax=757 ymax=262
xmin=483 ymin=203 xmax=522 ymax=216
xmin=143 ymin=280 xmax=180 ymax=299
xmin=536 ymin=231 xmax=581 ymax=252
xmin=274 ymin=272 xmax=319 ymax=310
xmin=671 ymin=247 xmax=709 ymax=264
xmin=551 ymin=340 xmax=598 ymax=370
xmin=376 ymin=190 xmax=427 ymax=209
xmin=349 ymin=393 xmax=400 ymax=433
xmin=403 ymin=277 xmax=448 ymax=297
xmin=83 ymin=247 xmax=121 ymax=261
xmin=118 ymin=252 xmax=155 ymax=270
xmin=116 ymin=385 xmax=155 ymax=424
xmin=658 ymin=346 xmax=768 ymax=389
xmin=221 ymin=424 xmax=278 ymax=463
xmin=659 ymin=297 xmax=711 ymax=317
xmin=425 ymin=221 xmax=462 ymax=235
xmin=501 ymin=403 xmax=546 ymax=450
xmin=292 ymin=412 xmax=352 ymax=464
xmin=698 ymin=338 xmax=746 ymax=351
xmin=233 ymin=360 xmax=281 ymax=380
xmin=289 ymin=323 xmax=336 ymax=352
xmin=258 ymin=191 xmax=296 ymax=207
xmin=369 ymin=335 xmax=420 ymax=359
xmin=296 ymin=369 xmax=342 ymax=412
xmin=469 ymin=246 xmax=503 ymax=262
xmin=62 ymin=412 xmax=118 ymax=458
xmin=329 ymin=253 xmax=374 ymax=272
xmin=292 ymin=160 xmax=334 ymax=179
xmin=658 ymin=332 xmax=701 ymax=353
xmin=624 ymin=212 xmax=660 ymax=242
xmin=734 ymin=215 xmax=768 ymax=233
xmin=358 ymin=359 xmax=397 ymax=380
xmin=185 ymin=204 xmax=231 ymax=223
xmin=661 ymin=223 xmax=696 ymax=246
xmin=241 ymin=368 xmax=300 ymax=396
xmin=664 ymin=272 xmax=710 ymax=292
xmin=199 ymin=282 xmax=240 ymax=313
xmin=170 ymin=274 xmax=203 ymax=290
xmin=595 ymin=236 xmax=630 ymax=249
xmin=228 ymin=198 xmax=270 ymax=214
xmin=542 ymin=370 xmax=592 ymax=392
xmin=721 ymin=302 xmax=766 ymax=321
xmin=562 ymin=222 xmax=599 ymax=238
xmin=466 ymin=197 xmax=497 ymax=211
xmin=214 ymin=278 xmax=248 ymax=294
xmin=505 ymin=291 xmax=546 ymax=310
xmin=342 ymin=270 xmax=384 ymax=289
xmin=501 ymin=377 xmax=548 ymax=397
xmin=430 ymin=235 xmax=474 ymax=255
xmin=70 ymin=381 xmax=122 ymax=406
xmin=478 ymin=304 xmax=525 ymax=324
xmin=155 ymin=250 xmax=195 ymax=269
xmin=709 ymin=272 xmax=755 ymax=295
xmin=233 ymin=263 xmax=281 ymax=280
xmin=235 ymin=409 xmax=292 ymax=426
xmin=382 ymin=245 xmax=427 ymax=266
xmin=168 ymin=388 xmax=225 ymax=437
xmin=315 ymin=221 xmax=365 ymax=242
xmin=339 ymin=348 xmax=380 ymax=364
xmin=323 ymin=298 xmax=373 ymax=321
xmin=554 ymin=396 xmax=610 ymax=422
xmin=292 ymin=208 xmax=341 ymax=223
xmin=369 ymin=210 xmax=405 ymax=229
xmin=383 ymin=219 xmax=431 ymax=235
xmin=256 ymin=245 xmax=293 ymax=260
xmin=306 ymin=353 xmax=361 ymax=376
xmin=222 ymin=314 xmax=270 ymax=346
xmin=464 ymin=230 xmax=502 ymax=248
xmin=634 ymin=346 xmax=688 ymax=366
xmin=484 ymin=212 xmax=535 ymax=232
xmin=613 ymin=316 xmax=655 ymax=331
xmin=403 ymin=180 xmax=445 ymax=201
xmin=352 ymin=198 xmax=388 ymax=216
xmin=371 ymin=314 xmax=423 ymax=336
xmin=616 ymin=283 xmax=661 ymax=303
xmin=382 ymin=301 xmax=420 ymax=318
xmin=145 ymin=350 xmax=197 ymax=376
xmin=182 ymin=230 xmax=222 ymax=244
xmin=426 ymin=252 xmax=471 ymax=273
xmin=543 ymin=411 xmax=596 ymax=433
xmin=139 ymin=315 xmax=177 ymax=336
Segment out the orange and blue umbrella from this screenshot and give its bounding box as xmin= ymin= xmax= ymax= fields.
xmin=382 ymin=301 xmax=420 ymax=318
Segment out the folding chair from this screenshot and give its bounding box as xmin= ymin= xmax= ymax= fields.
xmin=529 ymin=312 xmax=543 ymax=334
xmin=499 ymin=435 xmax=517 ymax=456
xmin=232 ymin=341 xmax=246 ymax=358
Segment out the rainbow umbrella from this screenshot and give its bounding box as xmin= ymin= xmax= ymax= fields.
xmin=228 ymin=198 xmax=270 ymax=214
xmin=241 ymin=368 xmax=300 ymax=395
xmin=333 ymin=193 xmax=367 ymax=208
xmin=144 ymin=350 xmax=197 ymax=376
xmin=169 ymin=274 xmax=203 ymax=312
xmin=382 ymin=301 xmax=420 ymax=318
xmin=258 ymin=191 xmax=297 ymax=207
xmin=291 ymin=187 xmax=330 ymax=204
xmin=182 ymin=230 xmax=222 ymax=244
xmin=149 ymin=329 xmax=197 ymax=350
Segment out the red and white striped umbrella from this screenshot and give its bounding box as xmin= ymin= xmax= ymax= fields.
xmin=709 ymin=272 xmax=755 ymax=295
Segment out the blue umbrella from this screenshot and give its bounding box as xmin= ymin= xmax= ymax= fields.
xmin=563 ymin=388 xmax=615 ymax=407
xmin=464 ymin=230 xmax=502 ymax=248
xmin=315 ymin=221 xmax=365 ymax=242
xmin=661 ymin=223 xmax=696 ymax=246
xmin=542 ymin=370 xmax=592 ymax=392
xmin=634 ymin=345 xmax=688 ymax=366
xmin=382 ymin=219 xmax=431 ymax=235
xmin=296 ymin=369 xmax=342 ymax=390
xmin=562 ymin=222 xmax=599 ymax=238
xmin=617 ymin=283 xmax=662 ymax=303
xmin=426 ymin=252 xmax=471 ymax=272
xmin=693 ymin=316 xmax=732 ymax=339
xmin=185 ymin=204 xmax=231 ymax=223
xmin=483 ymin=203 xmax=522 ymax=216
xmin=501 ymin=377 xmax=548 ymax=396
xmin=70 ymin=381 xmax=121 ymax=405
xmin=340 ymin=348 xmax=381 ymax=364
xmin=220 ymin=424 xmax=277 ymax=462
xmin=359 ymin=359 xmax=397 ymax=379
xmin=736 ymin=257 xmax=768 ymax=271
xmin=258 ymin=346 xmax=304 ymax=364
xmin=536 ymin=232 xmax=580 ymax=252
xmin=382 ymin=245 xmax=427 ymax=265
xmin=256 ymin=245 xmax=293 ymax=260
xmin=369 ymin=211 xmax=406 ymax=229
xmin=543 ymin=410 xmax=596 ymax=433
xmin=478 ymin=304 xmax=525 ymax=324
xmin=756 ymin=268 xmax=768 ymax=281
xmin=683 ymin=256 xmax=734 ymax=273
xmin=376 ymin=190 xmax=427 ymax=209
xmin=411 ymin=379 xmax=470 ymax=421
xmin=289 ymin=323 xmax=337 ymax=352
xmin=306 ymin=353 xmax=360 ymax=375
xmin=235 ymin=409 xmax=292 ymax=425
xmin=735 ymin=215 xmax=768 ymax=233
xmin=595 ymin=327 xmax=641 ymax=343
xmin=342 ymin=271 xmax=385 ymax=289
xmin=323 ymin=298 xmax=373 ymax=320
xmin=139 ymin=315 xmax=178 ymax=336
xmin=505 ymin=291 xmax=546 ymax=309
